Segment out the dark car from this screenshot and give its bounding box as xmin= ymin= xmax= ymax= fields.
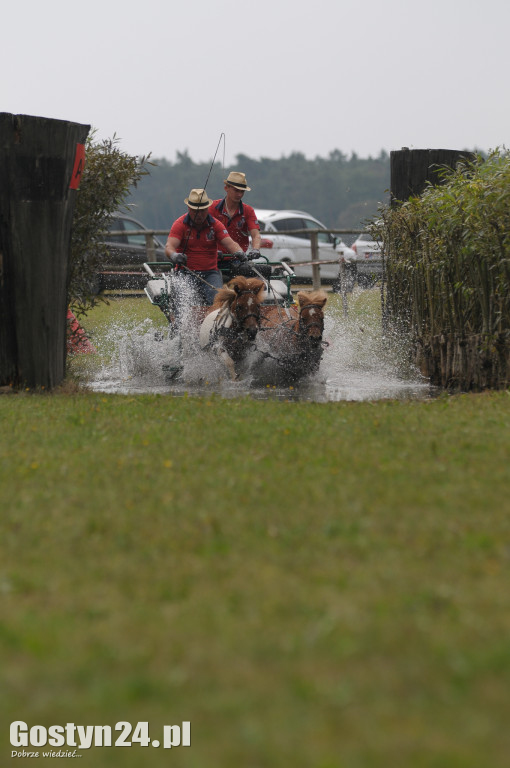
xmin=103 ymin=213 xmax=167 ymax=265
xmin=98 ymin=213 xmax=168 ymax=291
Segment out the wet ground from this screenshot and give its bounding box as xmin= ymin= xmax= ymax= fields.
xmin=76 ymin=286 xmax=434 ymax=403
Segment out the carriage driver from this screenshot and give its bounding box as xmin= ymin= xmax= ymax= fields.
xmin=165 ymin=188 xmax=244 ymax=305
xmin=209 ymin=171 xmax=261 ymax=258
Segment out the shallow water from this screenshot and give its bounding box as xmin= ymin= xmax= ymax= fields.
xmin=79 ymin=285 xmax=433 ymax=402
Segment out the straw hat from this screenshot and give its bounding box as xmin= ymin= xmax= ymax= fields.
xmin=224 ymin=171 xmax=251 ymax=191
xmin=184 ymin=188 xmax=213 ymax=209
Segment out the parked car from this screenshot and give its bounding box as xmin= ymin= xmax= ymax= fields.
xmin=351 ymin=232 xmax=383 ymax=286
xmin=254 ymin=209 xmax=356 ymax=282
xmin=96 ymin=213 xmax=167 ymax=291
xmin=103 ymin=213 xmax=167 ymax=266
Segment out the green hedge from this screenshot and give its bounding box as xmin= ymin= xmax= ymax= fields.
xmin=373 ymin=150 xmax=510 ymax=389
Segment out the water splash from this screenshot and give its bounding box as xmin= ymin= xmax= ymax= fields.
xmin=79 ymin=286 xmax=432 ymax=402
xmin=321 ymin=291 xmax=429 ymax=401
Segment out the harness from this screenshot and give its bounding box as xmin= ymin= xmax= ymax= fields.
xmin=256 ymin=303 xmax=328 ymax=368
xmin=231 ymin=288 xmax=262 ymax=327
xmin=206 ymin=288 xmax=262 ymax=350
xmin=298 ymin=303 xmax=326 ymax=335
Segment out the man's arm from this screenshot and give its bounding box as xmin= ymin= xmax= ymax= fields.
xmin=165 ymin=236 xmax=181 ymax=258
xmin=249 ymin=228 xmax=261 ymax=250
xmin=220 ymin=236 xmax=243 ymax=254
xmin=244 ymin=206 xmax=261 ymax=251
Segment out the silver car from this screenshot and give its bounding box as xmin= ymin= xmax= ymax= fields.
xmin=255 ymin=209 xmax=356 ymax=281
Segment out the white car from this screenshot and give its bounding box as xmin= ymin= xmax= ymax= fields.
xmin=351 ymin=232 xmax=383 ymax=285
xmin=254 ymin=209 xmax=356 ymax=282
xmin=351 ymin=232 xmax=381 ymax=260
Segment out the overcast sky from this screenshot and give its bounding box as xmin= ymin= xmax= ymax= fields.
xmin=2 ymin=0 xmax=509 ymax=166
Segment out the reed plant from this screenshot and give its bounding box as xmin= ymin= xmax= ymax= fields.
xmin=373 ymin=150 xmax=510 ymax=389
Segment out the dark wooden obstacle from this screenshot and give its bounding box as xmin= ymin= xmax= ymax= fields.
xmin=0 ymin=113 xmax=90 ymax=389
xmin=390 ymin=147 xmax=475 ymax=204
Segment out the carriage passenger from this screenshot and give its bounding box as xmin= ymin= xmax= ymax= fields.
xmin=165 ymin=188 xmax=244 ymax=305
xmin=209 ymin=171 xmax=261 ymax=259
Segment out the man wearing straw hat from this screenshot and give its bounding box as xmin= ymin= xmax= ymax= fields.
xmin=209 ymin=171 xmax=261 ymax=258
xmin=165 ymin=188 xmax=244 ymax=305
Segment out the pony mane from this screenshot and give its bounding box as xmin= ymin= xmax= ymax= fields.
xmin=212 ymin=286 xmax=236 ymax=309
xmin=228 ymin=275 xmax=266 ymax=294
xmin=297 ymin=289 xmax=328 ymax=308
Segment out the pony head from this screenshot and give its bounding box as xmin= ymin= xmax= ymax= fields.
xmin=212 ymin=275 xmax=265 ymax=342
xmin=296 ymin=290 xmax=327 ymax=345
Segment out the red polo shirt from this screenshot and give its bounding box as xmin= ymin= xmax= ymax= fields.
xmin=209 ymin=199 xmax=259 ymax=252
xmin=167 ymin=214 xmax=229 ymax=271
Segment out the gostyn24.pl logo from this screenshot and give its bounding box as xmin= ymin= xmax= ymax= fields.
xmin=10 ymin=721 xmax=191 ymax=753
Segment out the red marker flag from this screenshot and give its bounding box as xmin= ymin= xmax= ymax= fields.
xmin=69 ymin=143 xmax=86 ymax=189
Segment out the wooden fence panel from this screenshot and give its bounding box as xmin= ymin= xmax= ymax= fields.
xmin=0 ymin=113 xmax=90 ymax=389
xmin=390 ymin=148 xmax=475 ymax=204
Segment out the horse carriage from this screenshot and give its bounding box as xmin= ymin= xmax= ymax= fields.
xmin=143 ymin=254 xmax=328 ymax=383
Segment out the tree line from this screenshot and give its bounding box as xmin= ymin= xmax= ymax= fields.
xmin=125 ymin=149 xmax=391 ymax=235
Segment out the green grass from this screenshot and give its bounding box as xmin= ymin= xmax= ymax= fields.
xmin=1 ymin=388 xmax=510 ymax=767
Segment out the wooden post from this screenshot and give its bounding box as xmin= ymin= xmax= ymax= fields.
xmin=145 ymin=232 xmax=156 ymax=261
xmin=0 ymin=113 xmax=90 ymax=389
xmin=390 ymin=147 xmax=476 ymax=204
xmin=310 ymin=231 xmax=321 ymax=290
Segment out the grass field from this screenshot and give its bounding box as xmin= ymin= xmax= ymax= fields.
xmin=1 ymin=294 xmax=510 ymax=766
xmin=1 ymin=388 xmax=510 ymax=767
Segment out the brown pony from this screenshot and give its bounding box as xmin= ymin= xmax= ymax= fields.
xmin=255 ymin=289 xmax=328 ymax=382
xmin=199 ymin=275 xmax=266 ymax=380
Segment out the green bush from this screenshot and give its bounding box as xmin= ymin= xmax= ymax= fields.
xmin=69 ymin=132 xmax=152 ymax=315
xmin=374 ymin=149 xmax=510 ymax=339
